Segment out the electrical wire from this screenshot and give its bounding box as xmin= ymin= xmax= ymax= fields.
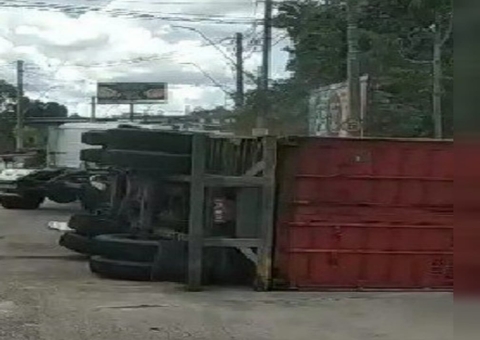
xmin=272 ymin=32 xmax=289 ymax=46
xmin=0 ymin=0 xmax=272 ymax=109
xmin=180 ymin=62 xmax=234 ymax=96
xmin=237 ymin=0 xmax=263 ymax=62
xmin=0 ymin=0 xmax=261 ymax=25
xmin=110 ymin=1 xmax=256 ymax=5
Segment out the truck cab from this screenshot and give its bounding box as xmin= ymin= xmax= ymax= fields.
xmin=0 ymin=122 xmax=117 ymax=210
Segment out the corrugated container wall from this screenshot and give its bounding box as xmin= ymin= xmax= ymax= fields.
xmin=274 ymin=137 xmax=453 ymax=290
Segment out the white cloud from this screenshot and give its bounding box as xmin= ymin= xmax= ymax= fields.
xmin=0 ymin=0 xmax=290 ymax=117
xmin=0 ymin=36 xmax=14 ymax=54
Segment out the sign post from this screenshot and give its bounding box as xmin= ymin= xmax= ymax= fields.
xmin=129 ymin=103 xmax=134 ymax=121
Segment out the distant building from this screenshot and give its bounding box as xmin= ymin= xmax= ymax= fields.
xmin=189 ymin=107 xmax=236 ymax=130
xmin=106 ymin=106 xmax=236 ymax=132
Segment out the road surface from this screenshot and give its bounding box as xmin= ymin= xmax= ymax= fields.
xmin=0 ymin=202 xmax=453 ymax=340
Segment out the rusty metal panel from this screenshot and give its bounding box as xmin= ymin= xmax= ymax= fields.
xmin=456 ymin=141 xmax=480 ymax=295
xmin=274 ymin=137 xmax=453 ymax=290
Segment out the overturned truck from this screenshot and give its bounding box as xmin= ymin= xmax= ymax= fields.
xmin=62 ymin=127 xmax=270 ymax=287
xmin=0 ymin=123 xmax=124 ymax=211
xmin=61 ymin=127 xmax=454 ymax=291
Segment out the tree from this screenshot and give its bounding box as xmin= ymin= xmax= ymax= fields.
xmin=275 ymin=1 xmax=348 ymax=88
xmin=25 ymin=100 xmax=68 ymax=118
xmin=235 ymin=80 xmax=310 ymax=135
xmin=0 ymin=81 xmax=17 ymax=151
xmin=0 ymin=80 xmax=69 ymax=151
xmin=361 ymin=0 xmax=453 ymax=137
xmin=238 ymin=0 xmax=453 ymax=138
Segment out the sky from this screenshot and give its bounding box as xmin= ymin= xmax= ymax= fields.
xmin=0 ymin=0 xmax=291 ymax=117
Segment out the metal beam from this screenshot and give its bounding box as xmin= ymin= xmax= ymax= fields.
xmin=187 ymin=133 xmax=207 ymax=291
xmin=203 ymin=238 xmax=261 ymax=248
xmin=255 ymin=136 xmax=277 ymax=291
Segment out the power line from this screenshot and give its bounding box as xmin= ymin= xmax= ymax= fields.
xmin=17 ymin=54 xmax=178 ymax=74
xmin=0 ymin=61 xmax=16 ymax=67
xmin=238 ymin=0 xmax=263 ymax=63
xmin=180 ymin=62 xmax=234 ymax=97
xmin=171 ymin=25 xmax=238 ymax=66
xmin=272 ymin=33 xmax=289 ymax=46
xmin=0 ymin=0 xmax=261 ymax=25
xmin=110 ymin=1 xmax=256 ymax=4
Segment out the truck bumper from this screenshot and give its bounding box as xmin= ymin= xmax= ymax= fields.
xmin=0 ymin=192 xmax=23 ymax=198
xmin=0 ymin=183 xmax=20 ymax=198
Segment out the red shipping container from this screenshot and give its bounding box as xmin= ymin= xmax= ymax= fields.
xmin=274 ymin=137 xmax=453 ymax=290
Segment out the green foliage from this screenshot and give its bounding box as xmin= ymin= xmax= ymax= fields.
xmin=237 ymin=0 xmax=453 ymax=138
xmin=275 ymin=1 xmax=348 ymax=87
xmin=235 ymin=79 xmax=310 ymax=135
xmin=0 ymin=80 xmax=68 ymax=151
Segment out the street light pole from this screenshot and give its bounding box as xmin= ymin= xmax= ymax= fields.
xmin=256 ymin=0 xmax=273 ymax=134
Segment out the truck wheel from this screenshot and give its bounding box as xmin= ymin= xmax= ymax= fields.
xmin=106 ymin=129 xmax=193 ymax=154
xmin=89 ymin=256 xmax=153 ymax=281
xmin=69 ymin=214 xmax=126 ymax=236
xmin=151 ymin=239 xmax=188 ymax=283
xmin=80 ymin=148 xmax=105 ymax=164
xmin=105 ymin=149 xmax=190 ymax=173
xmin=93 ymin=234 xmax=169 ymax=262
xmin=59 ymin=232 xmax=96 ymax=255
xmin=0 ymin=195 xmax=44 ymax=210
xmin=82 ymin=130 xmax=108 ymax=146
xmin=93 ymin=235 xmax=205 ymax=283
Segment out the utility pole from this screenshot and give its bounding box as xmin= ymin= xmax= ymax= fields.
xmin=129 ymin=103 xmax=134 ymax=121
xmin=256 ymin=0 xmax=273 ymax=133
xmin=397 ymin=9 xmax=451 ymax=139
xmin=90 ymin=96 xmax=96 ymax=122
xmin=15 ymin=60 xmax=24 ymax=151
xmin=235 ymin=32 xmax=245 ymax=110
xmin=432 ymin=13 xmax=443 ymax=139
xmin=346 ymin=0 xmax=361 ymax=137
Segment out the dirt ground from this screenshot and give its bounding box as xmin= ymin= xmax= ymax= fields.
xmin=0 ymin=202 xmax=453 ymax=340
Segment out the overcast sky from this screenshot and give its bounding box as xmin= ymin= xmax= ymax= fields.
xmin=0 ymin=0 xmax=291 ymax=117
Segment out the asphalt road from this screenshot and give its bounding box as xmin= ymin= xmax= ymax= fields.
xmin=0 ymin=202 xmax=453 ymax=340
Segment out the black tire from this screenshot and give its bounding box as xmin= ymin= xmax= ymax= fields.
xmin=59 ymin=232 xmax=96 ymax=255
xmin=47 ymin=189 xmax=77 ymax=204
xmin=80 ymin=148 xmax=105 ymax=164
xmin=89 ymin=256 xmax=153 ymax=281
xmin=93 ymin=234 xmax=167 ymax=262
xmin=69 ymin=214 xmax=125 ymax=237
xmin=106 ymin=129 xmax=193 ymax=154
xmin=0 ymin=195 xmax=44 ymax=210
xmin=105 ymin=149 xmax=190 ymax=173
xmin=208 ymin=248 xmax=256 ymax=285
xmin=82 ymin=130 xmax=108 ymax=146
xmin=151 ymin=239 xmax=188 ymax=283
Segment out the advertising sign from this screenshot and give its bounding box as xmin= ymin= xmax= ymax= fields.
xmin=97 ymin=82 xmax=167 ymax=104
xmin=308 ymin=76 xmax=368 ymax=137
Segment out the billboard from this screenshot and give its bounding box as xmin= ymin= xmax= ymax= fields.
xmin=308 ymin=76 xmax=368 ymax=137
xmin=97 ymin=82 xmax=167 ymax=104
